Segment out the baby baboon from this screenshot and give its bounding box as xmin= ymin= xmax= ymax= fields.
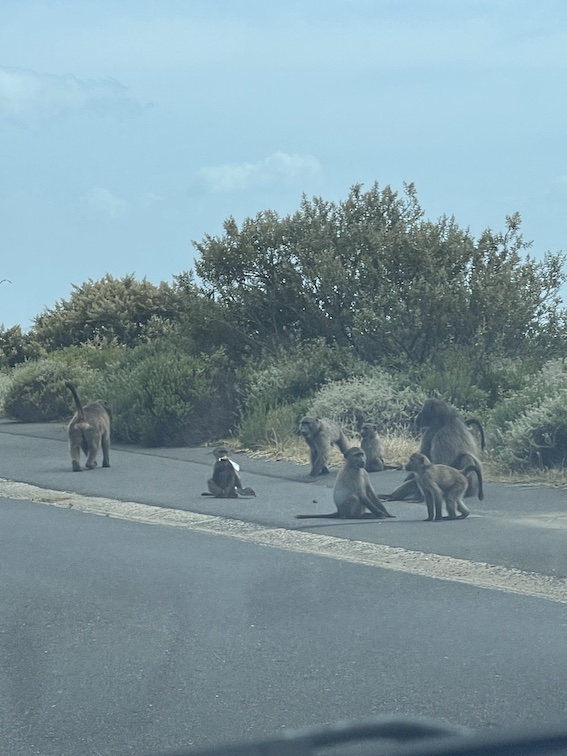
xmin=405 ymin=452 xmax=484 ymax=522
xmin=296 ymin=447 xmax=394 ymax=519
xmin=384 ymin=399 xmax=484 ymax=501
xmin=65 ymin=381 xmax=111 ymax=472
xmin=299 ymin=415 xmax=351 ymax=478
xmin=201 ymin=447 xmax=256 ymax=498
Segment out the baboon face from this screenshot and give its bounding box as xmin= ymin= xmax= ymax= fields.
xmin=360 ymin=423 xmax=378 ymax=440
xmin=299 ymin=416 xmax=319 ymax=437
xmin=346 ymin=447 xmax=366 ymax=469
xmin=405 ymin=452 xmax=428 ymax=473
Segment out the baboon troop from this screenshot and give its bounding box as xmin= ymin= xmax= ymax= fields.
xmin=384 ymin=398 xmax=485 ymax=502
xmin=297 ymin=447 xmax=394 ymax=519
xmin=298 ymin=415 xmax=351 ymax=478
xmin=65 ymin=381 xmax=112 ymax=472
xmin=405 ymin=452 xmax=484 ymax=521
xmin=202 ymin=446 xmax=256 ymax=498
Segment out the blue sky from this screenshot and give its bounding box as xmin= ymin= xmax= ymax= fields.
xmin=1 ymin=0 xmax=566 ymax=330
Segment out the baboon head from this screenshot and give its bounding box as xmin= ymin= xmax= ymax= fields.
xmin=415 ymin=399 xmax=454 ymax=430
xmin=299 ymin=416 xmax=319 ymax=437
xmin=360 ymin=422 xmax=378 ymax=440
xmin=345 ymin=447 xmax=367 ymax=469
xmin=405 ymin=452 xmax=429 ymax=473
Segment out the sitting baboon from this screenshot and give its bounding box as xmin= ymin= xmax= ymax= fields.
xmin=299 ymin=415 xmax=351 ymax=478
xmin=384 ymin=399 xmax=484 ymax=501
xmin=65 ymin=381 xmax=111 ymax=472
xmin=405 ymin=452 xmax=484 ymax=521
xmin=296 ymin=447 xmax=394 ymax=519
xmin=359 ymin=422 xmax=398 ymax=472
xmin=201 ymin=447 xmax=256 ymax=498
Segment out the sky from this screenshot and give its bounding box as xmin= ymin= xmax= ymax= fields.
xmin=1 ymin=0 xmax=566 ymax=331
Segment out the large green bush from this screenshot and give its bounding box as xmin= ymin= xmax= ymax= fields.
xmin=91 ymin=343 xmax=238 ymax=446
xmin=3 ymin=359 xmax=96 ymax=422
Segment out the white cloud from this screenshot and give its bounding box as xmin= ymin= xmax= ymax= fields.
xmin=0 ymin=66 xmax=140 ymax=124
xmin=199 ymin=152 xmax=322 ymax=193
xmin=86 ymin=187 xmax=129 ymax=219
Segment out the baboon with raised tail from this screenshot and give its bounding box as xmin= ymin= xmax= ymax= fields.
xmin=405 ymin=451 xmax=484 ymax=521
xmin=65 ymin=381 xmax=111 ymax=472
xmin=384 ymin=399 xmax=484 ymax=501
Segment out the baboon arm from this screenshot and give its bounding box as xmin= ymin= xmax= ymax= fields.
xmin=383 ymin=476 xmax=423 ymax=502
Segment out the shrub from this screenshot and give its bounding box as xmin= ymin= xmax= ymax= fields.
xmin=3 ymin=359 xmax=95 ymax=422
xmin=307 ymin=368 xmax=428 ymax=435
xmin=489 ymin=360 xmax=567 ymax=469
xmin=238 ymin=399 xmax=309 ymax=450
xmin=91 ymin=343 xmax=238 ymax=446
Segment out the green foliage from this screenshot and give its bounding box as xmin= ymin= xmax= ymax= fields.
xmin=308 ymin=369 xmax=428 ymax=435
xmin=91 ymin=343 xmax=237 ymax=446
xmin=0 ymin=324 xmax=44 ymax=368
xmin=32 ymin=274 xmax=181 ymax=350
xmin=240 ymin=339 xmax=368 ymax=410
xmin=3 ymin=359 xmax=95 ymax=422
xmin=194 ymin=183 xmax=567 ymax=366
xmin=238 ymin=399 xmax=309 ymax=450
xmin=489 ymin=360 xmax=567 ymax=469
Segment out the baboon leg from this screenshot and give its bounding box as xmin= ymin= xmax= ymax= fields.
xmin=101 ymin=432 xmax=111 ymax=468
xmin=444 ymin=495 xmax=458 ymax=520
xmin=69 ymin=439 xmax=82 ymax=472
xmin=85 ymin=433 xmax=101 ymax=469
xmin=207 ymin=478 xmax=237 ymax=498
xmin=456 ymin=498 xmax=471 ymax=519
xmin=383 ymin=476 xmax=423 ymax=502
xmin=237 ymin=486 xmax=256 ymax=497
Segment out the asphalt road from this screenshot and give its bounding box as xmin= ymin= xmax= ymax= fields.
xmin=0 ymin=420 xmax=566 ymax=755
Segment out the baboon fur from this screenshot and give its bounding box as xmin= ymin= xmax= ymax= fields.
xmin=201 ymin=447 xmax=256 ymax=498
xmin=299 ymin=415 xmax=351 ymax=478
xmin=384 ymin=399 xmax=484 ymax=501
xmin=65 ymin=381 xmax=111 ymax=472
xmin=405 ymin=452 xmax=484 ymax=522
xmin=296 ymin=447 xmax=394 ymax=520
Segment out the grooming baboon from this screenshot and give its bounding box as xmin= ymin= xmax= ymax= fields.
xmin=299 ymin=415 xmax=351 ymax=478
xmin=296 ymin=447 xmax=394 ymax=519
xmin=65 ymin=381 xmax=111 ymax=472
xmin=201 ymin=447 xmax=256 ymax=498
xmin=405 ymin=452 xmax=483 ymax=521
xmin=359 ymin=422 xmax=399 ymax=472
xmin=384 ymin=399 xmax=484 ymax=501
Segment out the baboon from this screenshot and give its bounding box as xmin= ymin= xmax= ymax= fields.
xmin=296 ymin=447 xmax=394 ymax=519
xmin=384 ymin=399 xmax=484 ymax=501
xmin=201 ymin=447 xmax=256 ymax=498
xmin=299 ymin=415 xmax=351 ymax=478
xmin=405 ymin=452 xmax=483 ymax=521
xmin=359 ymin=422 xmax=398 ymax=472
xmin=65 ymin=381 xmax=111 ymax=472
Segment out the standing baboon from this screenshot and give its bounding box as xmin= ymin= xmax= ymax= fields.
xmin=296 ymin=447 xmax=394 ymax=519
xmin=299 ymin=416 xmax=351 ymax=478
xmin=384 ymin=399 xmax=484 ymax=501
xmin=201 ymin=447 xmax=256 ymax=498
xmin=65 ymin=381 xmax=111 ymax=472
xmin=405 ymin=452 xmax=483 ymax=521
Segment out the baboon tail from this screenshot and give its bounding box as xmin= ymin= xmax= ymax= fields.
xmin=465 ymin=418 xmax=486 ymax=450
xmin=461 ymin=464 xmax=484 ymax=500
xmin=295 ymin=513 xmax=338 ymax=519
xmin=65 ymin=381 xmax=85 ymax=421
